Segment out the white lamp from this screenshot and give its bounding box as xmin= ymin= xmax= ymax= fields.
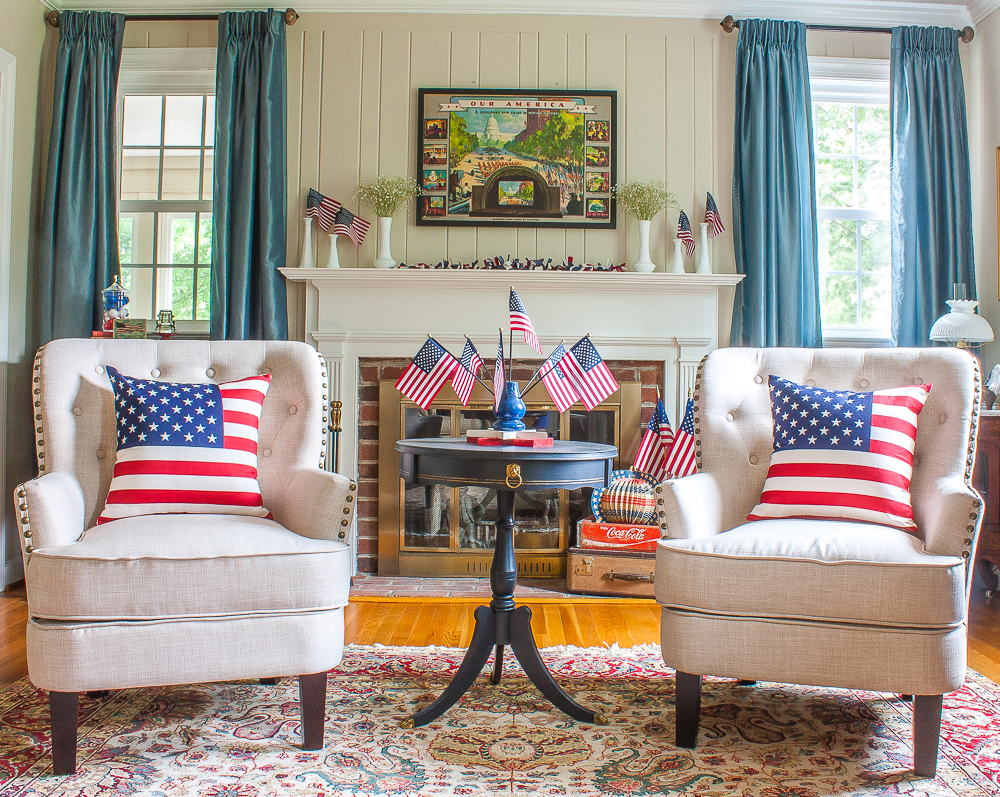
xmin=929 ymin=283 xmax=994 ymax=348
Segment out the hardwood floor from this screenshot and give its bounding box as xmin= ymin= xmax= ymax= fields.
xmin=2 ymin=582 xmax=998 ymax=688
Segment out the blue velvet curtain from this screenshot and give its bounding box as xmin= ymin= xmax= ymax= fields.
xmin=39 ymin=11 xmax=124 ymax=343
xmin=213 ymin=10 xmax=288 ymax=340
xmin=890 ymin=26 xmax=975 ymax=347
xmin=731 ymin=19 xmax=822 ymax=347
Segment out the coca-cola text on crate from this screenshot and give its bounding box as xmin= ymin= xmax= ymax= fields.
xmin=577 ymin=520 xmax=664 ymax=552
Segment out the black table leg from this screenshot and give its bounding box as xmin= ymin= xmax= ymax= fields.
xmin=404 ymin=488 xmax=602 ymax=727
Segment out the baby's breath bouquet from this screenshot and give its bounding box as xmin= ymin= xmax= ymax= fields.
xmin=355 ymin=174 xmax=420 ymax=218
xmin=611 ymin=181 xmax=677 ymax=221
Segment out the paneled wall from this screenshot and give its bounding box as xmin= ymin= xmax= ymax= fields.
xmin=285 ymin=15 xmax=737 ymax=276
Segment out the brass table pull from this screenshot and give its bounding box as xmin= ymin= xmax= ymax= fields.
xmin=605 ymin=570 xmax=654 ymax=584
xmin=505 ymin=463 xmax=522 ymax=489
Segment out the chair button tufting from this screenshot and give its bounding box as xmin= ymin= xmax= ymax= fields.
xmin=939 ymin=414 xmax=947 ymax=424
xmin=151 ymin=369 xmax=160 ymax=378
xmin=289 ymin=406 xmax=298 ymax=415
xmin=859 ymin=379 xmax=869 ymax=388
xmin=754 ymin=375 xmax=763 ymax=384
xmin=206 ymin=368 xmax=216 ymax=378
xmin=97 ymin=449 xmax=106 ymax=460
xmin=913 ymin=377 xmax=922 ymax=385
xmin=725 ymin=413 xmax=734 ymax=422
xmin=749 ymin=455 xmax=758 ymax=465
xmin=262 ymin=368 xmax=271 ymax=375
xmin=805 ymin=379 xmax=815 ymax=386
xmin=262 ymin=448 xmax=272 ymax=458
xmin=95 ymin=365 xmax=104 ymax=375
xmin=913 ymin=456 xmax=919 ymax=465
xmin=73 ymin=407 xmax=82 ymax=416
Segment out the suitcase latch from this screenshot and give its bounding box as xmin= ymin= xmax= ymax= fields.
xmin=574 ymin=556 xmax=594 ymax=576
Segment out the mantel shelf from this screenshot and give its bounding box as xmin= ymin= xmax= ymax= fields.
xmin=280 ymin=267 xmax=744 ymax=294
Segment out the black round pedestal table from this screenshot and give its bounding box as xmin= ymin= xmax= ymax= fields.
xmin=396 ymin=437 xmax=617 ymax=728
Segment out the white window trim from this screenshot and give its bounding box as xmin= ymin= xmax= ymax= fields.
xmin=118 ymin=48 xmax=216 ymax=333
xmin=810 ymin=56 xmax=892 ymax=348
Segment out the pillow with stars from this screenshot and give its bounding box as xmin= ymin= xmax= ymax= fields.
xmin=747 ymin=376 xmax=932 ymax=530
xmin=98 ymin=366 xmax=273 ymax=524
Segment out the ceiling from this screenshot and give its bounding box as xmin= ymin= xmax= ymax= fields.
xmin=37 ymin=0 xmax=1000 ymax=29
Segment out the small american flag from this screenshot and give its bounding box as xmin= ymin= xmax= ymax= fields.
xmin=99 ymin=368 xmax=272 ymax=523
xmin=560 ymin=337 xmax=619 ymax=411
xmin=748 ymin=377 xmax=931 ymax=529
xmin=676 ymin=210 xmax=695 ymax=258
xmin=332 ymin=206 xmax=371 ymax=249
xmin=460 ymin=337 xmax=484 ymax=377
xmin=509 ymin=289 xmax=542 ymax=354
xmin=663 ymin=398 xmax=697 ymax=478
xmin=632 ymin=399 xmax=674 ymax=481
xmin=494 ymin=330 xmax=506 ymax=412
xmin=450 ymin=338 xmax=481 ymax=406
xmin=306 ymin=188 xmax=341 ymax=231
xmin=540 ymin=344 xmax=579 ymax=413
xmin=705 ymin=192 xmax=725 ymax=238
xmin=395 ymin=338 xmax=458 ymax=410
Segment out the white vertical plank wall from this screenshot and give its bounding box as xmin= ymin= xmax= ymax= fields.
xmin=285 ymin=15 xmax=736 ymax=277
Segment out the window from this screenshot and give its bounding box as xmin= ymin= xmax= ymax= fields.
xmin=117 ymin=49 xmax=216 ymax=330
xmin=810 ymin=57 xmax=891 ymax=345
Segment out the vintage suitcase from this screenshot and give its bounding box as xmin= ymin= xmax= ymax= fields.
xmin=566 ymin=546 xmax=657 ymax=598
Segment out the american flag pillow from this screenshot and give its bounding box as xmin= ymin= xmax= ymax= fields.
xmin=747 ymin=376 xmax=931 ymax=530
xmin=98 ymin=367 xmax=272 ymax=524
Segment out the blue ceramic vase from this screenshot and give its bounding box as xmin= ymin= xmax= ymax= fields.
xmin=493 ymin=382 xmax=526 ymax=431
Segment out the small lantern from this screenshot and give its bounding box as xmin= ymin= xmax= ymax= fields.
xmin=101 ymin=276 xmax=130 ymax=331
xmin=156 ymin=309 xmax=176 ymax=335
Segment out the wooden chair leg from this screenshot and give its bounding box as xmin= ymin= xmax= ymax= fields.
xmin=50 ymin=691 xmax=79 ymax=775
xmin=675 ymin=671 xmax=702 ymax=749
xmin=298 ymin=672 xmax=327 ymax=751
xmin=913 ymin=694 xmax=943 ymax=778
xmin=259 ymin=677 xmax=280 ymax=685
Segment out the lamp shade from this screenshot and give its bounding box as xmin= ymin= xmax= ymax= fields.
xmin=929 ymin=299 xmax=994 ymax=345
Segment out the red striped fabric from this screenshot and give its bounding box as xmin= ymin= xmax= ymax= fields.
xmin=747 ymin=377 xmax=931 ymax=530
xmin=98 ymin=370 xmax=272 ymax=524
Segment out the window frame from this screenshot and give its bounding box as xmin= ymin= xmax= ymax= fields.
xmin=117 ymin=48 xmax=216 ymax=333
xmin=810 ymin=56 xmax=892 ymax=348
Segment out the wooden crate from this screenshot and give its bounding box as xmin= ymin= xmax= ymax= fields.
xmin=566 ymin=546 xmax=657 ymax=598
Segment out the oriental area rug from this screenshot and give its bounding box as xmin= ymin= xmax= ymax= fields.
xmin=1 ymin=644 xmax=999 ymax=797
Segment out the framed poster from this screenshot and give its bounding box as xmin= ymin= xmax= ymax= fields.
xmin=416 ymin=88 xmax=617 ymax=229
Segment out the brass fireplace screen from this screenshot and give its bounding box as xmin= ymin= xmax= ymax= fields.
xmin=378 ymin=380 xmax=639 ymax=578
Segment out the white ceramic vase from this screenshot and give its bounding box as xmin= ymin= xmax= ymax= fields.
xmin=695 ymin=222 xmax=712 ymax=275
xmin=298 ymin=217 xmax=315 ymax=268
xmin=670 ymin=238 xmax=686 ymax=273
xmin=632 ymin=218 xmax=656 ymax=272
xmin=326 ymin=233 xmax=341 ymax=268
xmin=373 ymin=216 xmax=396 ymax=269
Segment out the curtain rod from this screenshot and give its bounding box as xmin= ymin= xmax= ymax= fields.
xmin=719 ymin=15 xmax=974 ymax=43
xmin=46 ymin=8 xmax=299 ymax=27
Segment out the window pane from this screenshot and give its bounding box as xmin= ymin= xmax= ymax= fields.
xmin=857 ymin=106 xmax=890 ymax=157
xmin=205 ymin=96 xmax=216 ymax=146
xmin=815 ymin=105 xmax=854 ymax=155
xmin=198 ymin=214 xmax=213 ymax=265
xmin=165 ymin=267 xmax=195 ymax=320
xmin=120 ymin=149 xmax=161 ymax=200
xmin=817 ymin=158 xmax=853 ymax=208
xmin=161 ymin=149 xmax=202 ymax=200
xmin=860 ymin=275 xmax=890 ymax=327
xmin=819 ymin=219 xmax=857 ymax=272
xmin=119 ymin=217 xmax=134 ymax=264
xmin=163 ymin=95 xmax=204 ymax=146
xmin=196 ymin=267 xmax=211 ymax=320
xmin=163 ymin=214 xmax=197 ymax=264
xmin=858 ymin=158 xmax=889 ymax=209
xmin=122 ymin=96 xmax=162 ymax=146
xmin=822 ymin=274 xmax=859 ymax=326
xmin=859 ymin=220 xmax=890 ymax=273
xmin=127 ymin=212 xmax=156 ymax=264
xmin=202 ymin=149 xmax=214 ymax=200
xmin=128 ymin=267 xmax=155 ymax=320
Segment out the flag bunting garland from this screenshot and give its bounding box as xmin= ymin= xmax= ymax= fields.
xmin=676 ymin=210 xmax=695 ymax=258
xmin=663 ymin=398 xmax=697 ymax=478
xmin=705 ymin=192 xmax=725 ymax=237
xmin=332 ymin=206 xmax=371 ymax=248
xmin=509 ymin=289 xmax=542 ymax=354
xmin=632 ymin=399 xmax=674 ymax=481
xmin=305 ymin=188 xmax=341 ymax=231
xmin=394 ymin=338 xmax=458 ymax=410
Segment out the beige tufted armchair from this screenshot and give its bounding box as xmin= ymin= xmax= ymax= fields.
xmin=14 ymin=339 xmax=357 ymax=775
xmin=654 ymin=348 xmax=982 ymax=778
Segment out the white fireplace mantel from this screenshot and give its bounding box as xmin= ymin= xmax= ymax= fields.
xmin=280 ymin=267 xmax=743 ymax=479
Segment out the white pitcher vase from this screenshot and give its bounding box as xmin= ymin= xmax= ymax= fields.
xmin=298 ymin=217 xmax=315 ymax=268
xmin=326 ymin=233 xmax=341 ymax=269
xmin=670 ymin=238 xmax=686 ymax=273
xmin=695 ymin=222 xmax=712 ymax=275
xmin=373 ymin=216 xmax=396 ymax=269
xmin=632 ymin=218 xmax=656 ymax=273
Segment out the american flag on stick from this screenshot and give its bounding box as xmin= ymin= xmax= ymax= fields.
xmin=560 ymin=337 xmax=620 ymax=411
xmin=663 ymin=398 xmax=697 ymax=478
xmin=632 ymin=399 xmax=674 ymax=481
xmin=494 ymin=330 xmax=506 ymax=412
xmin=705 ymin=193 xmax=725 ymax=238
xmin=306 ymin=188 xmax=341 ymax=231
xmin=540 ymin=344 xmax=580 ymax=413
xmin=460 ymin=337 xmax=484 ymax=378
xmin=394 ymin=338 xmax=458 ymax=410
xmin=451 ymin=338 xmax=483 ymax=406
xmin=509 ymin=288 xmax=542 ymax=354
xmin=676 ymin=210 xmax=695 ymax=258
xmin=332 ymin=206 xmax=371 ymax=249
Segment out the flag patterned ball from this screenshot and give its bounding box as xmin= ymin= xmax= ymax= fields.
xmin=597 ymin=476 xmax=657 ymax=524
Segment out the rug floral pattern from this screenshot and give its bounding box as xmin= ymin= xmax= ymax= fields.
xmin=0 ymin=644 xmax=998 ymax=796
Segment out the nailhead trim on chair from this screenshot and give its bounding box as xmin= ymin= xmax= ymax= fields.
xmin=339 ymin=480 xmax=358 ymax=540
xmin=318 ymin=352 xmax=330 ymax=469
xmin=33 ymin=348 xmax=46 ymax=476
xmin=15 ymin=484 xmax=33 ymax=555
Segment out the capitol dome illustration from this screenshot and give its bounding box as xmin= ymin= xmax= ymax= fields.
xmin=482 ymin=114 xmax=516 ymax=143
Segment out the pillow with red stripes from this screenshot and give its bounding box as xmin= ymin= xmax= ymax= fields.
xmin=747 ymin=376 xmax=931 ymax=530
xmin=98 ymin=367 xmax=273 ymax=524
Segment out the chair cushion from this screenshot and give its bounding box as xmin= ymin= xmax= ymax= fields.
xmin=98 ymin=367 xmax=272 ymax=524
xmin=747 ymin=376 xmax=931 ymax=530
xmin=26 ymin=515 xmax=351 ymax=621
xmin=655 ymin=519 xmax=965 ymax=628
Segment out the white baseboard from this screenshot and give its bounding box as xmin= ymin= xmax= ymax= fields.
xmin=4 ymin=557 xmax=23 ymax=588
